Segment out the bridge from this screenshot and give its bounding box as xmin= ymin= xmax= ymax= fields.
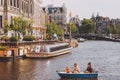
xmin=68 ymin=34 xmax=120 ymax=42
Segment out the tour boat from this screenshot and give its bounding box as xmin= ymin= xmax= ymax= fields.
xmin=57 ymin=71 xmax=98 ymax=79
xmin=25 ymin=43 xmax=72 ymax=58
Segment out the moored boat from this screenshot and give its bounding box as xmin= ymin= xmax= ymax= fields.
xmin=57 ymin=71 xmax=98 ymax=79
xmin=77 ymin=38 xmax=86 ymax=42
xmin=25 ymin=43 xmax=72 ymax=58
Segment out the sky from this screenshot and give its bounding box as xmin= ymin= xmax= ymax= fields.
xmin=41 ymin=0 xmax=120 ymax=20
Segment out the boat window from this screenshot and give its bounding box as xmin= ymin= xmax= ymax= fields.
xmin=50 ymin=45 xmax=69 ymax=52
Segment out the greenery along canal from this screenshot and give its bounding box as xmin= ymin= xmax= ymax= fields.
xmin=0 ymin=41 xmax=120 ymax=80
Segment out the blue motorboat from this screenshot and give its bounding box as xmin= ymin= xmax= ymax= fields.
xmin=57 ymin=71 xmax=98 ymax=79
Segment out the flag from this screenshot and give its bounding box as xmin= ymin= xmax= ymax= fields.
xmin=69 ymin=12 xmax=72 ymax=17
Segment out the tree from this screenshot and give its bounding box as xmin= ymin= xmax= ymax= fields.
xmin=106 ymin=26 xmax=111 ymax=34
xmin=46 ymin=22 xmax=64 ymax=40
xmin=80 ymin=19 xmax=96 ymax=34
xmin=67 ymin=23 xmax=79 ymax=34
xmin=116 ymin=27 xmax=120 ymax=35
xmin=107 ymin=26 xmax=117 ymax=34
xmin=3 ymin=20 xmax=10 ymax=34
xmin=9 ymin=17 xmax=34 ymax=36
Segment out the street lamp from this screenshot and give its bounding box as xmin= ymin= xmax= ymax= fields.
xmin=69 ymin=12 xmax=72 ymax=42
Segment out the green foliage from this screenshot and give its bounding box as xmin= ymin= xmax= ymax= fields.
xmin=1 ymin=36 xmax=10 ymax=42
xmin=80 ymin=19 xmax=96 ymax=33
xmin=9 ymin=17 xmax=34 ymax=36
xmin=9 ymin=36 xmax=19 ymax=42
xmin=23 ymin=35 xmax=35 ymax=41
xmin=0 ymin=46 xmax=6 ymax=50
xmin=3 ymin=17 xmax=34 ymax=36
xmin=116 ymin=27 xmax=120 ymax=35
xmin=59 ymin=37 xmax=64 ymax=41
xmin=3 ymin=20 xmax=10 ymax=33
xmin=46 ymin=23 xmax=64 ymax=40
xmin=46 ymin=35 xmax=52 ymax=40
xmin=107 ymin=26 xmax=118 ymax=34
xmin=67 ymin=23 xmax=79 ymax=34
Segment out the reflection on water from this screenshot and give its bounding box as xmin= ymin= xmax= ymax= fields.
xmin=0 ymin=41 xmax=120 ymax=80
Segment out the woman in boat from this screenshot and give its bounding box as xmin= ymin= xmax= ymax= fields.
xmin=65 ymin=66 xmax=71 ymax=73
xmin=84 ymin=62 xmax=94 ymax=73
xmin=72 ymin=63 xmax=80 ymax=73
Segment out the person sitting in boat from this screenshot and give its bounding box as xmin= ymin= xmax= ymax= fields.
xmin=65 ymin=66 xmax=71 ymax=73
xmin=84 ymin=62 xmax=94 ymax=73
xmin=72 ymin=63 xmax=80 ymax=73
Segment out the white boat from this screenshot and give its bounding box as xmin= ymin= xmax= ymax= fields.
xmin=77 ymin=38 xmax=85 ymax=42
xmin=25 ymin=43 xmax=72 ymax=58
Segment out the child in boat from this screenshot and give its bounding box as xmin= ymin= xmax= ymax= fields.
xmin=84 ymin=62 xmax=94 ymax=73
xmin=72 ymin=63 xmax=80 ymax=73
xmin=65 ymin=66 xmax=71 ymax=73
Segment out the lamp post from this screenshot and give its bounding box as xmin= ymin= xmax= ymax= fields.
xmin=69 ymin=12 xmax=72 ymax=42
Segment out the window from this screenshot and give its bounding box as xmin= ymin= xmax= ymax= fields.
xmin=30 ymin=4 xmax=33 ymax=14
xmin=0 ymin=16 xmax=2 ymax=28
xmin=10 ymin=0 xmax=12 ymax=6
xmin=17 ymin=0 xmax=19 ymax=8
xmin=49 ymin=9 xmax=52 ymax=14
xmin=1 ymin=0 xmax=3 ymax=5
xmin=23 ymin=2 xmax=26 ymax=13
xmin=14 ymin=0 xmax=16 ymax=7
xmin=0 ymin=0 xmax=1 ymax=5
xmin=26 ymin=4 xmax=28 ymax=13
xmin=50 ymin=45 xmax=69 ymax=52
xmin=22 ymin=2 xmax=24 ymax=11
xmin=24 ymin=2 xmax=25 ymax=12
xmin=0 ymin=0 xmax=3 ymax=5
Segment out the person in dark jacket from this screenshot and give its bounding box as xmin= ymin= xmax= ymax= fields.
xmin=84 ymin=62 xmax=94 ymax=73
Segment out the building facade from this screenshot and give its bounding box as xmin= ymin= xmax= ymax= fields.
xmin=0 ymin=0 xmax=46 ymax=39
xmin=32 ymin=0 xmax=46 ymax=39
xmin=42 ymin=4 xmax=67 ymax=28
xmin=91 ymin=13 xmax=110 ymax=34
xmin=69 ymin=15 xmax=81 ymax=34
xmin=91 ymin=13 xmax=120 ymax=34
xmin=69 ymin=16 xmax=81 ymax=27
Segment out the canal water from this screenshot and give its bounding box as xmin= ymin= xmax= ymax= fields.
xmin=0 ymin=41 xmax=120 ymax=80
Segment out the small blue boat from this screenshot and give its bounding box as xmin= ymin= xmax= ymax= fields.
xmin=57 ymin=71 xmax=98 ymax=79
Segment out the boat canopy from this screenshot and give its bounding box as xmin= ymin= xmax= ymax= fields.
xmin=44 ymin=43 xmax=69 ymax=53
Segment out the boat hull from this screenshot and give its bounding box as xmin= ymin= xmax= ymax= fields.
xmin=25 ymin=47 xmax=72 ymax=59
xmin=57 ymin=72 xmax=98 ymax=79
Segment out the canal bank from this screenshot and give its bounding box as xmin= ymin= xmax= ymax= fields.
xmin=0 ymin=41 xmax=120 ymax=80
xmin=0 ymin=41 xmax=59 ymax=61
xmin=0 ymin=40 xmax=77 ymax=60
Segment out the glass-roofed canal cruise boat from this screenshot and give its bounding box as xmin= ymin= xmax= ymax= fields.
xmin=25 ymin=42 xmax=72 ymax=58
